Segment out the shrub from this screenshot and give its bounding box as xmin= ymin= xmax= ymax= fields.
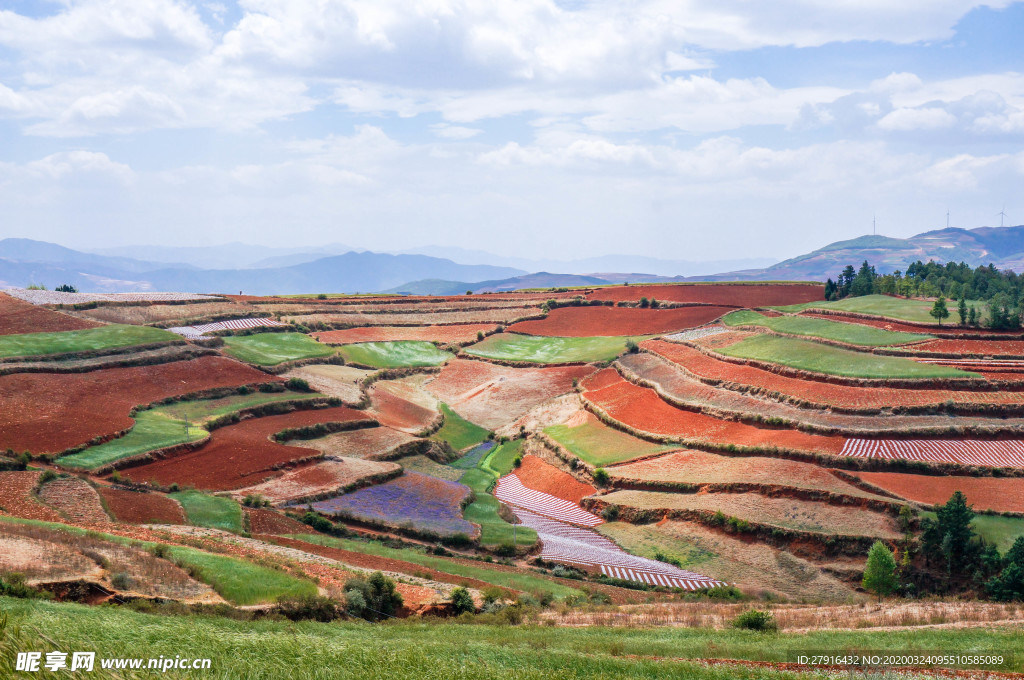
xmin=625 ymin=338 xmax=639 ymax=354
xmin=38 ymin=470 xmax=57 ymax=486
xmin=285 ymin=377 xmax=312 ymax=392
xmin=242 ymin=494 xmax=269 ymax=508
xmin=477 ymin=331 xmax=485 ymax=341
xmin=592 ymin=468 xmax=610 ymax=486
xmin=649 ymin=298 xmax=659 ymax=308
xmin=732 ymin=609 xmax=777 ymax=632
xmin=639 ymin=297 xmax=650 ymax=308
xmin=302 ymin=511 xmax=334 ymax=534
xmin=343 ymin=572 xmax=403 ymax=622
xmin=55 ymin=284 xmax=78 ymax=293
xmin=441 ymin=533 xmax=472 ymax=548
xmin=276 ymin=594 xmax=344 ymax=622
xmin=317 ymin=294 xmax=328 ymax=300
xmin=110 ymin=572 xmax=132 ymax=590
xmin=450 ymin=587 xmax=475 ymax=615
xmin=600 ymin=504 xmax=619 ymax=521
xmin=149 ymin=544 xmax=171 ymax=560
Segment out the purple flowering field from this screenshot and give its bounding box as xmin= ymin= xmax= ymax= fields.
xmin=308 ymin=471 xmax=477 ymax=537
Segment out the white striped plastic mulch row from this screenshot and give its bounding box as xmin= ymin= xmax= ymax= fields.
xmin=599 ymin=566 xmax=721 ymax=591
xmin=167 ymin=317 xmax=284 ymax=339
xmin=842 ymin=438 xmax=1024 ymax=468
xmin=493 ymin=475 xmax=603 ymax=527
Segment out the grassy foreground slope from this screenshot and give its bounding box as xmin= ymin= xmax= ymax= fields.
xmin=721 ymin=310 xmax=933 ymax=346
xmin=718 ymin=335 xmax=975 ymax=379
xmin=0 ymin=324 xmax=179 ymax=358
xmin=4 ymin=597 xmax=1023 ymax=679
xmin=223 ymin=332 xmax=335 ymax=365
xmin=465 ymin=333 xmax=638 ymax=363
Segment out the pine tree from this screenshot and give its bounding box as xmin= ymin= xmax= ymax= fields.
xmin=862 ymin=541 xmax=898 ymax=601
xmin=958 ymin=296 xmax=968 ymax=325
xmin=930 ymin=296 xmax=950 ymax=326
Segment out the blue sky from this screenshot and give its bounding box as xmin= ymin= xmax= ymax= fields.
xmin=0 ymin=0 xmax=1021 ymax=262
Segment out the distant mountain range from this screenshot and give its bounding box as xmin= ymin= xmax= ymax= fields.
xmin=2 ymin=225 xmax=1021 ymax=295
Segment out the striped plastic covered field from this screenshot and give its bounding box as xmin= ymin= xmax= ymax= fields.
xmin=495 ymin=477 xmax=723 ymax=590
xmin=841 ymin=438 xmax=1024 ymax=468
xmin=168 ymin=317 xmax=285 ymax=339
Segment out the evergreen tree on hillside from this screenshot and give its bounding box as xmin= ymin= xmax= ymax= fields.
xmin=922 ymin=491 xmax=976 ymax=575
xmin=850 ymin=261 xmax=876 ymax=297
xmin=958 ymin=296 xmax=968 ymax=325
xmin=837 ymin=265 xmax=856 ymax=298
xmin=862 ymin=541 xmax=898 ymax=601
xmin=930 ymin=296 xmax=950 ymax=325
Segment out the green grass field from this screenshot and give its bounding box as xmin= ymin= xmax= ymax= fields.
xmin=166 ymin=546 xmax=317 ymax=605
xmin=0 ymin=324 xmax=179 ymax=359
xmin=57 ymin=391 xmax=317 ymax=470
xmin=464 ymin=333 xmax=643 ymax=363
xmin=222 ymin=332 xmax=335 ymax=365
xmin=456 ymin=440 xmax=537 ymax=546
xmin=431 ymin=403 xmax=490 ymax=451
xmin=545 ymin=419 xmax=674 ymax=467
xmin=4 ymin=597 xmax=1023 ymax=679
xmin=722 ymin=310 xmax=933 ymax=346
xmin=773 ymin=294 xmax=987 ymax=325
xmin=336 ymin=341 xmax=453 ymax=368
xmin=718 ymin=335 xmax=977 ymax=379
xmin=169 ymin=491 xmax=243 ymax=533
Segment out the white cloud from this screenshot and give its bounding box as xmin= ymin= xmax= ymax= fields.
xmin=430 ymin=124 xmax=483 ymax=139
xmin=25 ymin=151 xmax=134 ymax=182
xmin=876 ymin=107 xmax=958 ymax=132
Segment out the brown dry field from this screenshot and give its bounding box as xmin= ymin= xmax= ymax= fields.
xmin=313 ymin=324 xmax=497 ymax=344
xmin=598 ymin=520 xmax=857 ymax=601
xmin=399 ymin=454 xmax=464 ymax=481
xmin=97 ymin=487 xmax=186 ymax=524
xmin=586 ymin=283 xmax=825 ymax=307
xmin=0 ymin=356 xmax=274 ymax=454
xmin=426 ymin=358 xmax=594 ymax=430
xmin=123 ymin=406 xmax=372 ymax=490
xmin=0 ymin=471 xmax=65 ymax=522
xmin=299 ymin=425 xmax=416 ymax=459
xmin=0 ymin=534 xmax=104 ymax=583
xmin=0 ymin=292 xmax=102 ymax=335
xmin=281 ymin=364 xmax=371 ymax=403
xmin=233 ymin=457 xmax=401 ymax=504
xmin=853 ymin=471 xmax=1024 ymax=512
xmin=38 ymin=476 xmax=112 ymax=525
xmin=514 ymin=454 xmax=596 ymax=504
xmin=69 ymin=301 xmax=258 ymax=326
xmin=600 ymin=489 xmax=901 ymax=538
xmin=608 ymin=449 xmax=890 ymax=501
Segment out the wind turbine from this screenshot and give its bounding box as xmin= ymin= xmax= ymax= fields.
xmin=998 ymin=205 xmax=1009 ymax=228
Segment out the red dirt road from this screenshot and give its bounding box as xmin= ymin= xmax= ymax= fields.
xmin=0 ymin=356 xmax=274 ymax=454
xmin=123 ymin=407 xmax=373 ymax=491
xmin=508 ymin=306 xmax=734 ymax=337
xmin=586 ymin=283 xmax=824 ymax=307
xmin=0 ymin=292 xmax=102 ymax=335
xmin=854 ymin=471 xmax=1024 ymax=512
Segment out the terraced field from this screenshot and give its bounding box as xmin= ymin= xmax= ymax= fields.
xmin=234 ymin=458 xmax=401 ymax=505
xmin=852 ymin=471 xmax=1024 ymax=512
xmin=459 ymin=440 xmax=538 ymax=546
xmin=773 ymin=294 xmax=988 ymax=325
xmin=721 ymin=309 xmax=933 ymax=346
xmin=315 ymin=324 xmax=496 ymax=344
xmin=0 ymin=292 xmax=101 ymax=335
xmin=544 ymin=411 xmax=675 ymax=466
xmin=0 ymin=324 xmax=179 ymax=358
xmin=464 ymin=333 xmax=635 ymax=363
xmin=431 ymin=403 xmax=490 ymax=451
xmin=586 ymin=282 xmax=824 ymax=307
xmin=508 ymin=306 xmax=733 ymax=337
xmin=222 ymin=332 xmax=336 ymax=365
xmin=337 ymin=340 xmax=453 ymax=368
xmin=98 ymin=487 xmax=186 ymax=524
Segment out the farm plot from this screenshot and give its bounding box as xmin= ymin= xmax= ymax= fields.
xmin=37 ymin=476 xmax=111 ymax=525
xmin=0 ymin=355 xmax=271 ymax=455
xmin=599 ymin=490 xmax=902 ymax=538
xmin=797 ymin=312 xmax=1021 ymax=336
xmin=907 ymin=339 xmax=1024 ymax=357
xmin=545 ymin=411 xmax=675 ymax=466
xmin=299 ymin=425 xmax=416 ymax=460
xmin=852 ymin=471 xmax=1024 ymax=513
xmin=168 ymin=317 xmax=284 ymax=339
xmin=232 ymin=458 xmax=401 ymax=505
xmin=0 ymin=292 xmax=101 ymax=335
xmin=284 ymin=307 xmax=537 ymax=327
xmin=586 ymin=283 xmax=824 ymax=307
xmin=303 ymin=471 xmax=477 ymax=538
xmin=645 ymin=339 xmax=1024 ymax=412
xmin=222 ymin=332 xmax=335 ymax=366
xmin=0 ymin=472 xmax=64 ymax=522
xmin=122 ymin=406 xmax=373 ymax=490
xmin=509 ymin=306 xmax=734 ymax=337
xmin=425 ymin=358 xmax=593 ymax=430
xmin=336 ymin=341 xmax=453 ymax=368
xmin=4 ymin=289 xmax=221 ymax=304
xmin=840 ymin=438 xmax=1024 ymax=468
xmin=494 ymin=474 xmax=603 ymax=527
xmin=58 ymin=390 xmax=318 ymax=470
xmin=464 ymin=333 xmax=633 ymax=364
xmin=97 ymin=487 xmax=186 ymax=524
xmin=69 ymin=301 xmax=258 ymax=326
xmin=169 ymin=491 xmax=244 ymax=532
xmin=281 ymin=364 xmax=370 ymax=403
xmin=772 ymin=294 xmax=987 ymax=324
xmin=717 ymin=334 xmax=975 ymax=379
xmin=314 ymin=324 xmax=497 ymax=345
xmin=0 ymin=324 xmax=180 ymax=359
xmin=599 ymin=520 xmax=856 ymax=600
xmin=399 ymin=455 xmax=464 ymax=482
xmin=721 ymin=310 xmax=932 ymax=346
xmin=609 ymin=450 xmax=891 ymax=501
xmin=514 ymin=455 xmax=596 ymax=504
xmin=581 ymin=369 xmax=846 ymax=454
xmin=247 ymin=508 xmax=308 ymax=535
xmin=431 ymin=403 xmax=490 ymax=451
xmin=459 ymin=440 xmax=538 ymax=546
xmin=369 ymin=377 xmax=440 ymax=433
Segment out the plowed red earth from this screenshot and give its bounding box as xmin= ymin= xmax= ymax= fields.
xmin=514 ymin=455 xmax=596 ymax=504
xmin=644 ymin=340 xmax=1024 ymax=410
xmin=98 ymin=487 xmax=186 ymax=524
xmin=0 ymin=356 xmax=273 ymax=454
xmin=853 ymin=471 xmax=1024 ymax=512
xmin=368 ymin=387 xmax=436 ymax=433
xmin=0 ymin=292 xmax=101 ymax=335
xmin=426 ymin=359 xmax=594 ymax=429
xmin=123 ymin=407 xmax=372 ymax=490
xmin=800 ymin=312 xmax=1024 ymax=335
xmin=314 ymin=324 xmax=497 ymax=344
xmin=0 ymin=471 xmax=64 ymax=522
xmin=586 ymin=283 xmax=824 ymax=307
xmin=909 ymin=339 xmax=1024 ymax=356
xmin=247 ymin=508 xmax=308 ymax=534
xmin=582 ymin=369 xmax=845 ymax=454
xmin=508 ymin=306 xmax=734 ymax=337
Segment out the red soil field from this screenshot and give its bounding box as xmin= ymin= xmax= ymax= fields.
xmin=98 ymin=487 xmax=186 ymax=524
xmin=587 ymin=283 xmax=824 ymax=307
xmin=122 ymin=407 xmax=372 ymax=491
xmin=644 ymin=339 xmax=1024 ymax=410
xmin=909 ymin=339 xmax=1024 ymax=356
xmin=0 ymin=292 xmax=101 ymax=335
xmin=426 ymin=358 xmax=594 ymax=429
xmin=247 ymin=508 xmax=308 ymax=534
xmin=368 ymin=385 xmax=437 ymax=433
xmin=0 ymin=356 xmax=274 ymax=454
xmin=514 ymin=455 xmax=596 ymax=504
xmin=508 ymin=305 xmax=734 ymax=337
xmin=581 ymin=369 xmax=845 ymax=454
xmin=0 ymin=471 xmax=65 ymax=522
xmin=854 ymin=471 xmax=1024 ymax=513
xmin=313 ymin=324 xmax=497 ymax=345
xmin=38 ymin=476 xmax=111 ymax=525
